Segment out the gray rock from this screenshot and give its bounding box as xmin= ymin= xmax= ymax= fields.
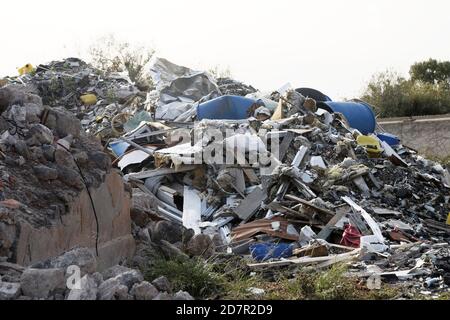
xmin=173 ymin=290 xmax=194 ymax=300
xmin=47 ymin=247 xmax=97 ymax=275
xmin=42 ymin=144 xmax=56 ymax=162
xmin=26 ymin=124 xmax=54 ymax=146
xmin=115 ymin=285 xmax=131 ymax=300
xmin=33 ymin=165 xmax=58 ymax=180
xmin=88 ymin=151 xmax=111 ymax=171
xmin=98 ymin=278 xmax=131 ymax=300
xmin=152 ymin=292 xmax=172 ymax=300
xmin=0 ymin=86 xmax=42 ymax=112
xmin=43 ymin=107 xmax=82 ymax=138
xmin=66 ymin=274 xmax=98 ymax=300
xmin=54 ymin=148 xmax=77 ymax=169
xmin=14 ymin=140 xmax=30 ymax=159
xmin=152 ymin=276 xmax=172 ymax=293
xmin=160 ymin=240 xmax=189 ymax=260
xmin=73 ymin=151 xmax=89 ymax=166
xmin=91 ymin=272 xmax=104 ymax=286
xmin=98 ymin=278 xmax=121 ymax=300
xmin=24 ymin=103 xmax=44 ymax=123
xmin=186 ymin=234 xmax=215 ymax=258
xmin=130 ymin=281 xmax=159 ymax=300
xmin=57 ymin=167 xmax=84 ymax=190
xmin=152 ymin=221 xmax=183 ymax=244
xmin=102 ymin=265 xmax=135 ymax=280
xmin=20 ymin=268 xmax=66 ymax=299
xmin=0 ymin=282 xmax=21 ymax=300
xmin=113 ymin=270 xmax=144 ymax=290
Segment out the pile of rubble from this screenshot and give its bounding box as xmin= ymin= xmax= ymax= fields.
xmin=1 ymin=56 xmax=449 ymax=300
xmin=0 ymin=248 xmax=193 ymax=300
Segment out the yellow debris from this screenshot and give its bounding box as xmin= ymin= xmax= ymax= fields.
xmin=447 ymin=212 xmax=450 ymax=225
xmin=18 ymin=63 xmax=34 ymax=76
xmin=80 ymin=94 xmax=97 ymax=106
xmin=356 ymin=135 xmax=383 ymax=157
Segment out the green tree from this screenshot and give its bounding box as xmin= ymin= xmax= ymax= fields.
xmin=409 ymin=58 xmax=450 ymax=86
xmin=361 ymin=70 xmax=450 ymax=117
xmin=89 ymin=34 xmax=155 ymax=90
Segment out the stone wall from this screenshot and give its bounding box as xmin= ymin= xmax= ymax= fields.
xmin=378 ymin=114 xmax=450 ymax=158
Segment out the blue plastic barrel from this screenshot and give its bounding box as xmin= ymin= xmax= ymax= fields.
xmin=296 ymin=88 xmax=332 ymax=102
xmin=197 ymin=95 xmax=257 ymax=120
xmin=317 ymin=101 xmax=376 ymax=134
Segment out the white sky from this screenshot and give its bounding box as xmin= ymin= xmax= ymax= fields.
xmin=1 ymin=0 xmax=449 ymax=99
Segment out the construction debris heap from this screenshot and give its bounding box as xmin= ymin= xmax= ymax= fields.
xmin=0 ymin=57 xmax=449 ymax=300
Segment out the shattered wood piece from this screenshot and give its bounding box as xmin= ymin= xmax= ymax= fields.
xmin=231 ymin=217 xmax=299 ymax=242
xmin=368 ymin=172 xmax=382 ymax=189
xmin=118 ymin=137 xmax=155 ymax=156
xmin=278 ymin=131 xmax=295 ymax=161
xmin=342 ymin=196 xmax=385 ymax=243
xmin=293 ymin=244 xmax=329 ymax=257
xmin=291 ymin=179 xmax=317 ymax=199
xmin=372 ymin=207 xmax=402 ymax=216
xmin=352 ymin=176 xmax=370 ymax=196
xmin=317 ymin=206 xmax=349 ymax=240
xmin=380 ymin=141 xmax=408 ymax=167
xmin=124 ymin=165 xmax=197 ymax=181
xmin=248 ymin=248 xmax=361 ymax=269
xmin=386 ymin=219 xmax=414 ymax=232
xmin=267 ymin=201 xmax=311 ymax=220
xmin=284 ymin=194 xmax=334 ymax=218
xmin=347 ymin=211 xmax=370 ymax=235
xmin=275 ymin=146 xmax=309 ymax=201
xmin=233 ymin=185 xmax=267 ymax=221
xmin=228 ymin=168 xmax=246 ymax=195
xmin=243 ymin=168 xmax=260 ymax=184
xmin=423 ymin=219 xmax=450 ymax=233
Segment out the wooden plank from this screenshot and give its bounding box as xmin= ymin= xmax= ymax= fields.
xmin=124 ymin=165 xmax=197 ymax=181
xmin=284 ymin=194 xmax=335 ymax=217
xmin=248 ymin=249 xmax=361 ymax=269
xmin=233 ymin=186 xmax=267 ymax=221
xmin=278 ymin=131 xmax=295 ymax=161
xmin=317 ymin=206 xmax=349 ymax=240
xmin=243 ymin=168 xmax=260 ymax=184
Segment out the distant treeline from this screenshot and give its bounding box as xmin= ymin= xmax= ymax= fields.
xmin=361 ymin=59 xmax=450 ymax=118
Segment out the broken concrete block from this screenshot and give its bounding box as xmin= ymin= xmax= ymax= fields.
xmin=20 ymin=268 xmax=66 ymax=299
xmin=152 ymin=292 xmax=172 ymax=300
xmin=152 ymin=276 xmax=172 ymax=293
xmin=113 ymin=270 xmax=144 ymax=290
xmin=152 ymin=220 xmax=183 ymax=244
xmin=173 ymin=290 xmax=194 ymax=300
xmin=97 ymin=278 xmax=122 ymax=300
xmin=0 ymin=281 xmax=21 ymax=300
xmin=102 ymin=265 xmax=135 ymax=281
xmin=44 ymin=247 xmax=97 ymax=276
xmin=185 ymin=234 xmax=215 ymax=258
xmin=26 ymin=124 xmax=54 ymax=146
xmin=130 ymin=281 xmax=159 ymax=300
